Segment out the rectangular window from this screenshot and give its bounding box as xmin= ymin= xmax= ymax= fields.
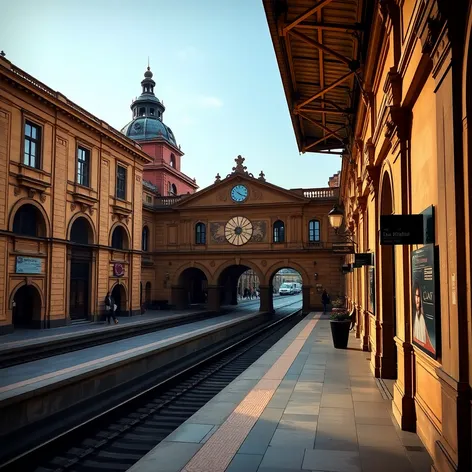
xmin=23 ymin=120 xmax=42 ymax=169
xmin=116 ymin=165 xmax=127 ymax=200
xmin=77 ymin=146 xmax=90 ymax=187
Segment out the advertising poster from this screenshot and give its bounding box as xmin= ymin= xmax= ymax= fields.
xmin=368 ymin=267 xmax=375 ymax=314
xmin=411 ymin=245 xmax=439 ymax=359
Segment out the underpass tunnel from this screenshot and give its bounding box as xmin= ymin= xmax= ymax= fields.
xmin=268 ymin=268 xmax=304 ymax=314
xmin=218 ymin=265 xmax=256 ymax=308
xmin=173 ymin=267 xmax=208 ymax=310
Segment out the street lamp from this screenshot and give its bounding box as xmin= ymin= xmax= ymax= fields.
xmin=328 ymin=205 xmax=344 ymax=233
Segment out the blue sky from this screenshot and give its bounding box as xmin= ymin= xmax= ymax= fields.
xmin=0 ymin=0 xmax=341 ymax=190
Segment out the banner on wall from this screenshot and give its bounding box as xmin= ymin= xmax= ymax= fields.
xmin=368 ymin=267 xmax=375 ymax=314
xmin=411 ymin=245 xmax=440 ymax=359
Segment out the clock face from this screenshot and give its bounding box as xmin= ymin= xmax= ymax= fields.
xmin=225 ymin=216 xmax=253 ymax=246
xmin=231 ymin=184 xmax=248 ymax=202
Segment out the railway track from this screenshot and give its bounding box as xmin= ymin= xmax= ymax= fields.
xmin=0 ymin=303 xmax=304 ymax=472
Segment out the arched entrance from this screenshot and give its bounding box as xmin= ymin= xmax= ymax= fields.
xmin=69 ymin=217 xmax=94 ymax=321
xmin=111 ymin=284 xmax=127 ymax=316
xmin=12 ymin=285 xmax=41 ymax=328
xmin=268 ymin=267 xmax=305 ymax=313
xmin=219 ymin=265 xmax=260 ymax=308
xmin=379 ymin=173 xmax=397 ymax=379
xmin=173 ymin=268 xmax=208 ymax=309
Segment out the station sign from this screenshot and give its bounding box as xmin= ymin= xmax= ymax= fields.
xmin=353 ymin=253 xmax=374 ymax=268
xmin=380 ymin=215 xmax=424 ymax=245
xmin=332 ymin=242 xmax=355 ymax=254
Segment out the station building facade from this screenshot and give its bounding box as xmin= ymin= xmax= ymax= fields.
xmin=0 ymin=55 xmax=345 ymax=334
xmin=264 ymin=0 xmax=472 ymax=470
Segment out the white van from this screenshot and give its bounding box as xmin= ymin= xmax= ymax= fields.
xmin=279 ymin=283 xmax=295 ymax=296
xmin=292 ymin=283 xmax=302 ymax=294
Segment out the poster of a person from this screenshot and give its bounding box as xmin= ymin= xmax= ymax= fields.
xmin=412 ymin=282 xmax=435 ymax=355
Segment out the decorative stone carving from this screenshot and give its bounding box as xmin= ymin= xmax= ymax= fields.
xmin=210 ymin=260 xmax=215 ymax=267
xmin=226 ymin=155 xmax=254 ymax=179
xmin=383 ymin=68 xmax=402 ymax=107
xmin=214 ymin=173 xmax=221 ymax=183
xmin=13 ymin=187 xmax=21 ymax=196
xmin=70 ymin=203 xmax=76 ymax=211
xmin=258 ymin=171 xmax=266 ymax=182
xmin=252 ymin=189 xmax=263 ymax=200
xmin=250 ymin=220 xmax=267 ymax=242
xmin=28 ymin=189 xmax=35 ymax=199
xmin=39 ymin=193 xmax=46 ymax=203
xmin=261 ymin=259 xmax=267 ymax=267
xmin=216 ymin=191 xmax=227 ymax=202
xmin=210 ymin=222 xmax=226 ymax=243
xmin=364 ymin=138 xmax=375 ymax=166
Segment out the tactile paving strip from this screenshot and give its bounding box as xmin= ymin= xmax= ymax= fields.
xmin=181 ymin=313 xmax=320 ymax=472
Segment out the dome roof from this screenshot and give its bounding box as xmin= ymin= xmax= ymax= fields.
xmin=121 ymin=117 xmax=177 ymax=145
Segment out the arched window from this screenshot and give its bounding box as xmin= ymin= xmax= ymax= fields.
xmin=168 ymin=182 xmax=177 ymax=196
xmin=273 ymin=220 xmax=285 ymax=243
xmin=170 ymin=153 xmax=176 ymax=168
xmin=12 ymin=204 xmax=45 ymax=237
xmin=111 ymin=226 xmax=128 ymax=249
xmin=195 ymin=222 xmax=206 ymax=244
xmin=308 ymin=219 xmax=321 ymax=242
xmin=70 ymin=217 xmax=93 ymax=244
xmin=142 ymin=226 xmax=149 ymax=251
xmin=139 ymin=107 xmax=145 ymax=116
xmin=150 ymin=108 xmax=155 ymax=116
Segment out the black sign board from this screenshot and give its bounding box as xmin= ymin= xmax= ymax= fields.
xmin=368 ymin=267 xmax=375 ymax=314
xmin=380 ymin=215 xmax=424 ymax=245
xmin=422 ymin=205 xmax=435 ymax=245
xmin=353 ymin=253 xmax=374 ymax=268
xmin=411 ymin=245 xmax=440 ymax=360
xmin=341 ymin=264 xmax=353 ymax=274
xmin=332 ymin=243 xmax=355 ymax=254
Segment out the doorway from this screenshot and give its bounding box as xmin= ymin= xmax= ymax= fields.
xmin=13 ymin=285 xmax=41 ymax=328
xmin=70 ymin=259 xmax=90 ymax=321
xmin=380 ymin=173 xmax=398 ymax=380
xmin=111 ymin=284 xmax=126 ymax=316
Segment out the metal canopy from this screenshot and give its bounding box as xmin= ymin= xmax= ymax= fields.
xmin=263 ymin=0 xmax=372 ymax=154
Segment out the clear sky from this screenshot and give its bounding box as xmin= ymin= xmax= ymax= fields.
xmin=0 ymin=0 xmax=341 ymax=191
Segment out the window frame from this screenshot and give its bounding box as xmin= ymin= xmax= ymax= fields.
xmin=273 ymin=220 xmax=285 ymax=243
xmin=22 ymin=118 xmax=42 ymax=169
xmin=308 ymin=219 xmax=321 ymax=242
xmin=142 ymin=225 xmax=149 ymax=251
xmin=76 ymin=144 xmax=91 ymax=187
xmin=170 ymin=153 xmax=176 ymax=168
xmin=116 ymin=164 xmax=127 ymax=200
xmin=195 ymin=222 xmax=206 ymax=245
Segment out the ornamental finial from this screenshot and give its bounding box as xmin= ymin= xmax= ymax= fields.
xmin=232 ymin=155 xmax=247 ymax=174
xmin=258 ymin=171 xmax=266 ymax=182
xmin=214 ymin=173 xmax=221 ymax=183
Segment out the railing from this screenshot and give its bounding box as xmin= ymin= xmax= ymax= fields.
xmin=290 ymin=187 xmax=339 ymax=199
xmin=153 ymin=195 xmax=184 ymax=206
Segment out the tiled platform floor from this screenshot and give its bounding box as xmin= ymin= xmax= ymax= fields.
xmin=129 ymin=313 xmax=432 ymax=472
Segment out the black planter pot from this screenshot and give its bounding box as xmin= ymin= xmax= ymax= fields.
xmin=330 ymin=320 xmax=351 ymax=349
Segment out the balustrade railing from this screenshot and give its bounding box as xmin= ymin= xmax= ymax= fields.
xmin=290 ymin=187 xmax=339 ymax=199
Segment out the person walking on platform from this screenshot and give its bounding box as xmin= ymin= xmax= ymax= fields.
xmin=321 ymin=289 xmax=330 ymax=314
xmin=104 ymin=291 xmax=119 ymax=325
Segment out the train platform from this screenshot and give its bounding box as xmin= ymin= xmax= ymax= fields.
xmin=0 ymin=298 xmax=270 ymax=368
xmin=0 ymin=297 xmax=301 ymax=450
xmin=129 ymin=312 xmax=433 ymax=472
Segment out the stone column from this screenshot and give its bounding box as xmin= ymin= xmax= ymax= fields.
xmin=259 ymin=285 xmax=274 ymax=314
xmin=302 ymin=285 xmax=311 ymax=314
xmin=207 ymin=285 xmax=221 ymax=313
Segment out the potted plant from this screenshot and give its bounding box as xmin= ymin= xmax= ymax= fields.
xmin=329 ymin=311 xmax=351 ymax=349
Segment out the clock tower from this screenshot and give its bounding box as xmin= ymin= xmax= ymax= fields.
xmin=121 ymin=66 xmax=198 ymax=196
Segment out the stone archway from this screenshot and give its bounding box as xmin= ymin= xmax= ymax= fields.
xmin=12 ymin=284 xmax=42 ymax=328
xmin=378 ymin=171 xmax=397 ymax=380
xmin=111 ymin=283 xmax=127 ymax=317
xmin=172 ymin=267 xmax=208 ymax=310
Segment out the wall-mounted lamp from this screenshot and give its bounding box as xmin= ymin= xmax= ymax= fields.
xmin=314 ymin=272 xmax=319 ymax=280
xmin=328 ymin=205 xmax=344 ymax=234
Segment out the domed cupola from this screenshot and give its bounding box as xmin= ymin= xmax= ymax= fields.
xmin=121 ymin=66 xmax=178 ymax=146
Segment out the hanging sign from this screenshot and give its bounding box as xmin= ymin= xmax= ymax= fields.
xmin=341 ymin=264 xmax=352 ymax=274
xmin=353 ymin=253 xmax=374 ymax=267
xmin=113 ymin=263 xmax=125 ymax=277
xmin=380 ymin=215 xmax=424 ymax=245
xmin=411 ymin=245 xmax=440 ymax=359
xmin=16 ymin=256 xmax=42 ymax=274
